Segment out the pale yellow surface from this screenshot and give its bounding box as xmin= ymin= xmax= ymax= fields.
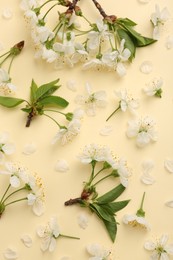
xmin=0 ymin=0 xmax=173 ymax=259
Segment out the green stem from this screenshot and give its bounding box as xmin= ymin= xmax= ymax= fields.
xmin=42 ymin=3 xmax=59 ymax=20
xmin=93 ymin=172 xmax=113 ymax=186
xmin=0 ymin=50 xmax=11 ymax=59
xmin=92 ymin=167 xmax=106 ymax=181
xmin=43 ymin=109 xmax=65 ymax=116
xmin=2 ymin=187 xmax=26 ymax=204
xmin=43 ymin=113 xmax=65 ymax=129
xmin=39 ymin=0 xmax=57 ymax=10
xmin=8 ymin=55 xmax=15 ymax=74
xmin=81 ymin=14 xmax=93 ymax=26
xmin=0 ymin=53 xmax=11 ymax=67
xmin=136 ymin=192 xmax=146 ymax=217
xmin=4 ymin=197 xmax=27 ymax=207
xmin=59 ymin=234 xmax=80 ymax=240
xmin=0 ymin=184 xmax=11 ymax=204
xmin=87 ymin=161 xmax=96 ymax=186
xmin=106 ymin=104 xmax=120 ymax=121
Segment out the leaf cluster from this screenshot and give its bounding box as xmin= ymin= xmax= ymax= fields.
xmin=89 ymin=184 xmax=130 ymax=242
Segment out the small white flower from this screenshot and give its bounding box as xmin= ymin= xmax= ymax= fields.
xmin=143 ymin=78 xmax=163 ymax=97
xmin=140 ymin=61 xmax=153 ymax=74
xmin=116 ymin=39 xmax=131 ymax=77
xmin=0 ymin=68 xmax=16 ymax=96
xmin=144 ymin=234 xmax=173 ymax=259
xmin=115 ymin=89 xmax=139 ymax=114
xmin=54 ymin=159 xmax=69 ymax=172
xmin=86 ymin=243 xmax=110 ymax=260
xmin=126 ymin=116 xmax=158 ymax=147
xmin=151 ymin=5 xmax=170 ymax=39
xmin=0 ymin=161 xmax=28 ymax=188
xmin=37 ymin=216 xmax=60 ymax=252
xmin=75 ymin=82 xmax=107 ymax=116
xmin=51 ymin=109 xmax=83 ymax=145
xmin=113 ymin=158 xmax=131 ymax=187
xmin=4 ymin=247 xmax=18 ymax=259
xmin=21 ymin=234 xmax=33 ymax=248
xmin=123 ymin=214 xmax=150 ymax=230
xmin=78 ymin=143 xmax=114 ymax=165
xmin=164 ymin=159 xmax=173 ymax=173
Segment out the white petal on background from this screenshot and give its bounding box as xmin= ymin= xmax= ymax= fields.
xmin=54 ymin=159 xmax=69 ymax=172
xmin=142 ymin=159 xmax=154 ymax=172
xmin=22 ymin=142 xmax=37 ymax=155
xmin=66 ymin=80 xmax=77 ymax=92
xmin=99 ymin=125 xmax=113 ymax=136
xmin=165 ymin=200 xmax=173 ymax=208
xmin=141 ymin=172 xmax=155 ymax=185
xmin=138 ymin=0 xmax=151 ymax=3
xmin=2 ymin=8 xmax=13 ymax=19
xmin=140 ymin=61 xmax=153 ymax=74
xmin=164 ymin=159 xmax=173 ymax=173
xmin=165 ymin=35 xmax=173 ymax=49
xmin=60 ymin=257 xmax=71 ymax=260
xmin=21 ymin=234 xmax=33 ymax=248
xmin=77 ymin=213 xmax=89 ymax=229
xmin=4 ymin=247 xmax=18 ymax=259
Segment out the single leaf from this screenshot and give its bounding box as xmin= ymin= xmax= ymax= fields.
xmin=0 ymin=96 xmax=25 ymax=108
xmin=109 ymin=200 xmax=130 ymax=213
xmin=117 ymin=18 xmax=137 ymax=26
xmin=21 ymin=107 xmax=32 ymax=113
xmin=39 ymin=96 xmax=69 ymax=108
xmin=35 ymin=79 xmax=60 ymax=101
xmin=30 ymin=79 xmax=38 ymax=104
xmin=91 ymin=203 xmax=114 ymax=222
xmin=97 ymin=184 xmax=125 ymax=204
xmin=117 ymin=28 xmax=136 ymax=60
xmin=102 ymin=216 xmax=117 ymax=242
xmin=120 ymin=24 xmax=156 ymax=47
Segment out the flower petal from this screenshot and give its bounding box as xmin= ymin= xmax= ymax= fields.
xmin=144 ymin=241 xmax=156 ymax=251
xmin=54 ymin=159 xmax=69 ymax=172
xmin=164 ymin=159 xmax=173 ymax=173
xmin=140 ymin=61 xmax=153 ymax=74
xmin=4 ymin=247 xmax=18 ymax=259
xmin=21 ymin=234 xmax=33 ymax=248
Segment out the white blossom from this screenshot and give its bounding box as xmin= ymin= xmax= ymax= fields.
xmin=113 ymin=158 xmax=131 ymax=187
xmin=86 ymin=243 xmax=110 ymax=260
xmin=144 ymin=234 xmax=173 ymax=259
xmin=143 ymin=78 xmax=163 ymax=97
xmin=37 ymin=216 xmax=60 ymax=252
xmin=151 ymin=5 xmax=170 ymax=39
xmin=0 ymin=68 xmax=16 ymax=96
xmin=126 ymin=116 xmax=158 ymax=147
xmin=75 ymin=82 xmax=107 ymax=116
xmin=51 ymin=109 xmax=83 ymax=145
xmin=115 ymin=39 xmax=131 ymax=77
xmin=115 ymin=88 xmax=139 ymax=114
xmin=123 ymin=214 xmax=150 ymax=230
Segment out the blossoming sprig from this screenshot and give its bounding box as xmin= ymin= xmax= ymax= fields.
xmin=0 ymin=78 xmax=71 ymax=127
xmin=143 ymin=78 xmax=163 ymax=98
xmin=123 ymin=192 xmax=150 ymax=230
xmin=106 ymin=89 xmax=139 ymax=121
xmin=37 ymin=216 xmax=79 ymax=252
xmin=0 ymin=161 xmax=45 ymax=218
xmin=21 ymin=0 xmax=156 ymax=76
xmin=64 ymin=144 xmax=131 ymax=242
xmin=0 ymin=41 xmax=24 ymax=96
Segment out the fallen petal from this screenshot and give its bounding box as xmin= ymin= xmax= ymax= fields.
xmin=54 ymin=159 xmax=69 ymax=172
xmin=22 ymin=142 xmax=37 ymax=155
xmin=165 ymin=200 xmax=173 ymax=208
xmin=99 ymin=125 xmax=113 ymax=136
xmin=21 ymin=234 xmax=33 ymax=248
xmin=140 ymin=61 xmax=153 ymax=74
xmin=164 ymin=159 xmax=173 ymax=173
xmin=77 ymin=213 xmax=89 ymax=229
xmin=141 ymin=172 xmax=155 ymax=185
xmin=2 ymin=8 xmax=13 ymax=19
xmin=4 ymin=247 xmax=18 ymax=259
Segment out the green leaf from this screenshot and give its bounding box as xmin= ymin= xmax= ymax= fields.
xmin=91 ymin=203 xmax=114 ymax=222
xmin=121 ymin=24 xmax=157 ymax=47
xmin=117 ymin=18 xmax=137 ymax=26
xmin=30 ymin=79 xmax=38 ymax=104
xmin=21 ymin=107 xmax=32 ymax=113
xmin=117 ymin=28 xmax=136 ymax=60
xmin=0 ymin=96 xmax=25 ymax=108
xmin=35 ymin=79 xmax=60 ymax=101
xmin=97 ymin=184 xmax=126 ymax=204
xmin=102 ymin=216 xmax=117 ymax=242
xmin=39 ymin=96 xmax=69 ymax=108
xmin=109 ymin=200 xmax=130 ymax=213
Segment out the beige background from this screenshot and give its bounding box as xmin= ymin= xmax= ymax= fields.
xmin=0 ymin=0 xmax=173 ymax=259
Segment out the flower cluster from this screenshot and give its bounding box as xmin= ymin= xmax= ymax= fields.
xmin=20 ymin=0 xmax=156 ymax=76
xmin=0 ymin=41 xmax=24 ymax=96
xmin=65 ymin=143 xmax=131 ymax=242
xmin=0 ymin=161 xmax=45 ymax=218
